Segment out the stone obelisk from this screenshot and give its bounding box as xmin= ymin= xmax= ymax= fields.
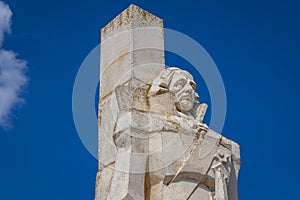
xmin=95 ymin=4 xmax=165 ymax=200
xmin=95 ymin=4 xmax=240 ymax=200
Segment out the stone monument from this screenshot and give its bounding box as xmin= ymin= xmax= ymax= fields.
xmin=95 ymin=4 xmax=240 ymax=200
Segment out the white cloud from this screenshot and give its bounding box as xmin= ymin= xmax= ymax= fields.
xmin=0 ymin=1 xmax=28 ymax=129
xmin=0 ymin=1 xmax=12 ymax=47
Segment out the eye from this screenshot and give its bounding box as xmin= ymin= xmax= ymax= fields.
xmin=190 ymin=81 xmax=196 ymax=90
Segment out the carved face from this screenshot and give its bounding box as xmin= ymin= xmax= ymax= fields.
xmin=169 ymin=71 xmax=196 ymax=112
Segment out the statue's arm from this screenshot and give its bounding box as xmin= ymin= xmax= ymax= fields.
xmin=163 ymin=114 xmax=208 ymax=135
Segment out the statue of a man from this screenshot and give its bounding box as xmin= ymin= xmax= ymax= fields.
xmin=146 ymin=67 xmax=240 ymax=200
xmin=147 ymin=67 xmax=217 ymax=199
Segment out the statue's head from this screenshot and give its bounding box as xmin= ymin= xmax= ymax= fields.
xmin=148 ymin=67 xmax=199 ymax=113
xmin=169 ymin=70 xmax=196 ymax=112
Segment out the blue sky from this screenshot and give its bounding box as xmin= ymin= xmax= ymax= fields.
xmin=0 ymin=0 xmax=299 ymax=199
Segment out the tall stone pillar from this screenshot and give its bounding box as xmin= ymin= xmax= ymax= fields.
xmin=95 ymin=4 xmax=165 ymax=200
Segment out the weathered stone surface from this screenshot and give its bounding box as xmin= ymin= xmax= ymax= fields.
xmin=100 ymin=4 xmax=164 ymax=98
xmin=95 ymin=4 xmax=240 ymax=200
xmin=163 ymin=181 xmax=213 ymax=200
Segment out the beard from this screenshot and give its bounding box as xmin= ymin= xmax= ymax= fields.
xmin=175 ymin=99 xmax=194 ymax=112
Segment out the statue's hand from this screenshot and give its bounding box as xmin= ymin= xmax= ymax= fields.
xmin=194 ymin=122 xmax=209 ymax=133
xmin=164 ymin=115 xmax=207 ymax=135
